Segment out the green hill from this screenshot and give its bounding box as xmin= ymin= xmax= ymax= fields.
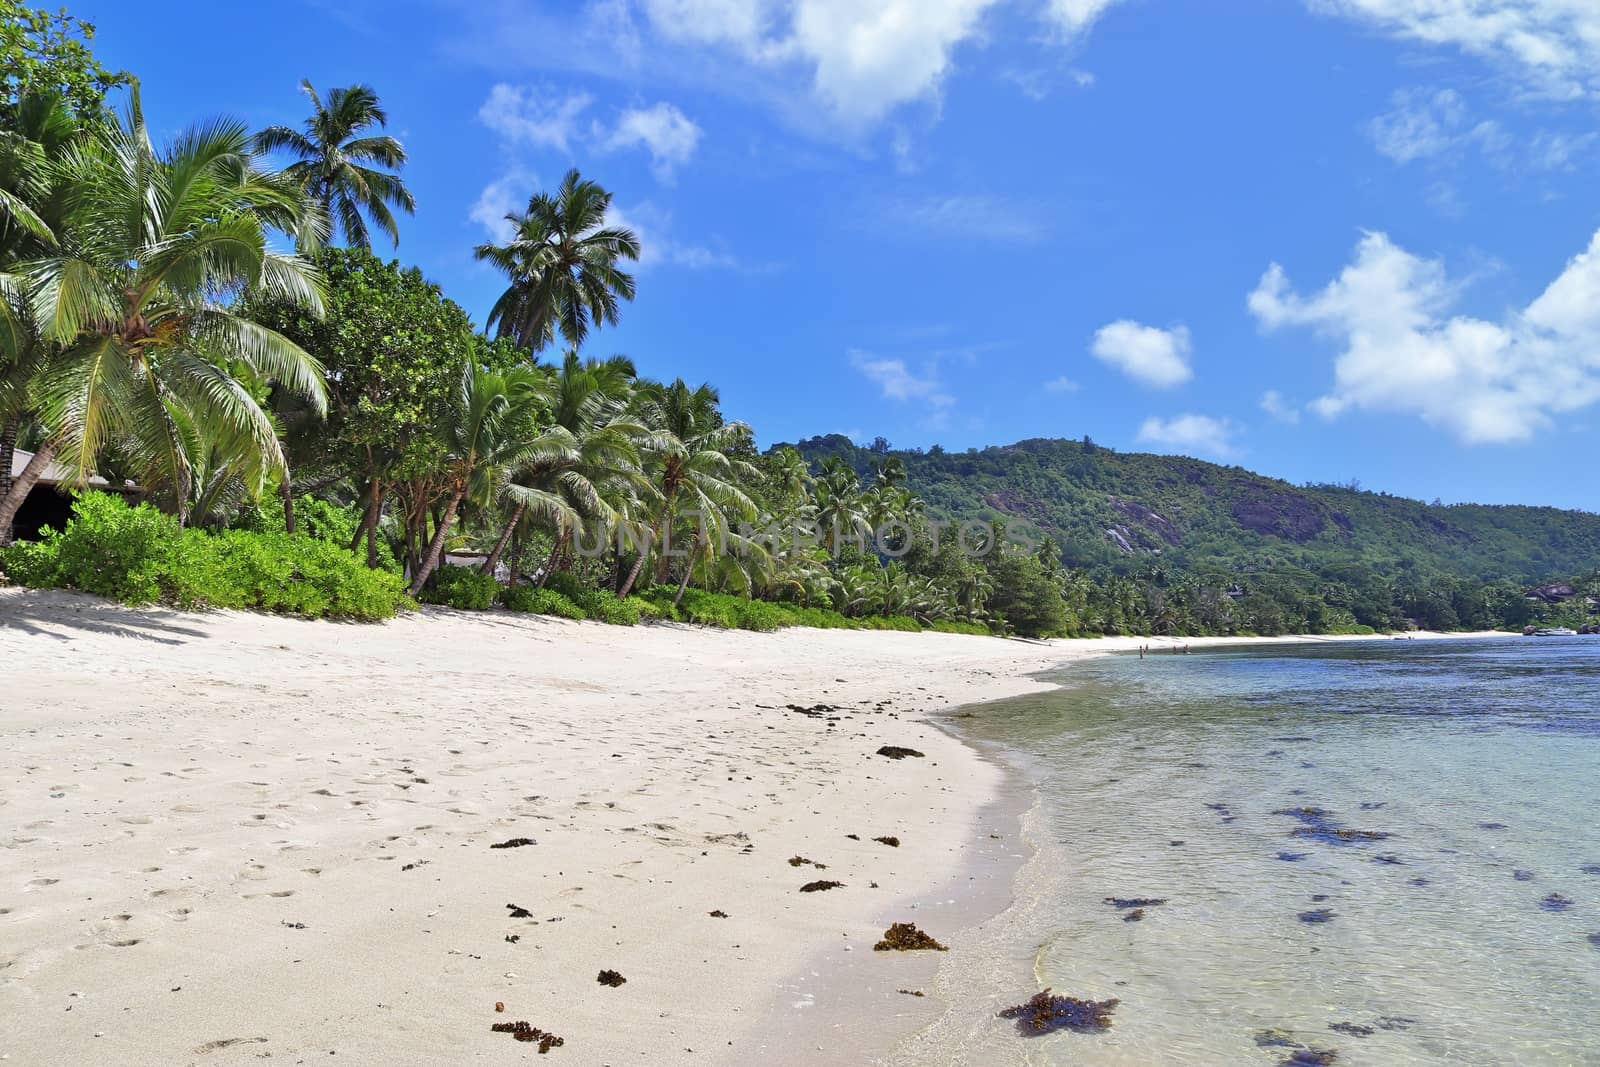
xmin=780 ymin=435 xmax=1598 ymax=583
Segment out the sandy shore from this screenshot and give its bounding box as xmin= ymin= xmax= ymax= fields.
xmin=0 ymin=588 xmax=1495 ymax=1065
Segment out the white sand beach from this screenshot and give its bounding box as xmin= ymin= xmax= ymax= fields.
xmin=0 ymin=590 xmax=1490 ymax=1065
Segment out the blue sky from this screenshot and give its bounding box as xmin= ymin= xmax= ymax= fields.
xmin=77 ymin=0 xmax=1600 ymax=509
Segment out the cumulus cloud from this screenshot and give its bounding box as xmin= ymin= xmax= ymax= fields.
xmin=479 ymin=86 xmax=593 ymax=151
xmin=479 ymin=85 xmax=701 ymax=180
xmin=1366 ymin=87 xmax=1507 ymax=163
xmin=1044 ymin=0 xmax=1126 ymax=38
xmin=1137 ymin=414 xmax=1240 ymax=458
xmin=1248 ymin=228 xmax=1600 ymax=443
xmin=1259 ymin=390 xmax=1302 ymax=424
xmin=1090 ymin=321 xmax=1194 ymax=388
xmin=850 ymin=349 xmax=954 ymax=405
xmin=469 ymin=171 xmax=534 ymax=243
xmin=1308 ymin=0 xmax=1600 ymax=98
xmin=599 ymin=102 xmax=702 ymax=180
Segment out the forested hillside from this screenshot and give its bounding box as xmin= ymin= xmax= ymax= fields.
xmin=783 ymin=435 xmax=1598 ymax=583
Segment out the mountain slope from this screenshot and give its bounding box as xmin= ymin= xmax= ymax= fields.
xmin=780 ymin=435 xmax=1598 ymax=582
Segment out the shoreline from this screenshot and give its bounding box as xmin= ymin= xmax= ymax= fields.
xmin=0 ymin=588 xmax=1507 ymax=1064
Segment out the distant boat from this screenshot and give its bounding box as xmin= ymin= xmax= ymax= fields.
xmin=1531 ymin=627 xmax=1578 ymax=637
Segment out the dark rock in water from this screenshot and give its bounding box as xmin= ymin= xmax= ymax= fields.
xmin=799 ymin=880 xmax=844 ymax=893
xmin=1298 ymin=908 xmax=1337 ymax=924
xmin=1277 ymin=851 xmax=1310 ymax=862
xmin=1281 ymin=1051 xmax=1339 ymax=1066
xmin=1408 ymin=877 xmax=1430 ymax=887
xmin=1253 ymin=1029 xmax=1304 ymax=1049
xmin=876 ymin=746 xmax=924 ymax=760
xmin=1587 ymin=933 xmax=1600 ymax=949
xmin=1514 ymin=870 xmax=1535 ymax=882
xmin=1169 ymin=840 xmax=1185 ymax=847
xmin=1540 ymin=893 xmax=1575 ymax=913
xmin=1104 ymin=897 xmax=1167 ymax=909
xmin=1309 ymin=894 xmax=1330 ymax=902
xmin=1479 ymin=822 xmax=1509 ymax=831
xmin=874 ymin=922 xmax=947 ymax=951
xmin=1329 ymin=1022 xmax=1375 ymax=1037
xmin=1579 ymin=864 xmax=1600 ymax=876
xmin=997 ymin=989 xmax=1118 ymax=1035
xmin=596 ymin=969 xmax=626 ymax=987
xmin=491 ymin=837 xmax=536 ymax=849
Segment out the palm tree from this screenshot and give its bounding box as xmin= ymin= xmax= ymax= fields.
xmin=0 ymin=88 xmax=326 ymax=539
xmin=474 ymin=169 xmax=639 ymax=352
xmin=478 ymin=350 xmax=647 ymax=580
xmin=616 ymin=379 xmax=756 ymax=601
xmin=408 ymin=364 xmax=567 ymax=596
xmin=255 ymin=80 xmax=414 ymax=249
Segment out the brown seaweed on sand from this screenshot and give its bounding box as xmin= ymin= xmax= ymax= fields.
xmin=997 ymin=989 xmax=1118 ymax=1035
xmin=506 ymin=903 xmax=533 ymax=918
xmin=788 ymin=856 xmax=826 ymax=868
xmin=597 ymin=969 xmax=626 ymax=987
xmin=799 ymin=880 xmax=844 ymax=893
xmin=876 ymin=746 xmax=924 ymax=760
xmin=898 ymin=989 xmax=925 ymax=997
xmin=708 ymin=910 xmax=729 ymax=918
xmin=490 ymin=1021 xmax=564 ymax=1052
xmin=874 ymin=836 xmax=901 ymax=847
xmin=874 ymin=923 xmax=947 ymax=951
xmin=491 ymin=837 xmax=536 ymax=849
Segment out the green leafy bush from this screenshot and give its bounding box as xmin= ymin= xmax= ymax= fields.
xmin=1 ymin=493 xmax=410 ymax=619
xmin=418 ymin=564 xmax=500 ymax=610
xmin=500 ymin=585 xmax=586 ymax=620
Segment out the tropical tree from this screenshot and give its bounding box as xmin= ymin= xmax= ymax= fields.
xmin=0 ymin=89 xmax=326 ymax=539
xmin=474 ymin=169 xmax=639 ymax=352
xmin=407 ymin=364 xmax=564 ymax=596
xmin=616 ymin=379 xmax=756 ymax=601
xmin=255 ymin=80 xmax=414 ymax=249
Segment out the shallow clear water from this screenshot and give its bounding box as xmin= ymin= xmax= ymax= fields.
xmin=904 ymin=637 xmax=1600 ymax=1066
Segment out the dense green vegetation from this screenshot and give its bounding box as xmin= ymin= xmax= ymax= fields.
xmin=0 ymin=3 xmax=1592 ymax=640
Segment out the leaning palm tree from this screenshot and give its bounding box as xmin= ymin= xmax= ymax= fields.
xmin=255 ymin=80 xmax=415 ymax=249
xmin=1 ymin=88 xmax=327 ymax=535
xmin=474 ymin=169 xmax=639 ymax=352
xmin=409 ymin=364 xmax=573 ymax=596
xmin=616 ymin=379 xmax=757 ymax=601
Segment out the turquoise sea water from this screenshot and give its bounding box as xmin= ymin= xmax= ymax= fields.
xmin=904 ymin=637 xmax=1600 ymax=1066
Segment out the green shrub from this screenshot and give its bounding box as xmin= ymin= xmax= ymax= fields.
xmin=0 ymin=493 xmax=409 ymax=619
xmin=500 ymin=584 xmax=586 ymax=620
xmin=419 ymin=564 xmax=500 ymax=610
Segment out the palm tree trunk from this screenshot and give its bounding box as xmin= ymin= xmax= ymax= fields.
xmin=281 ymin=473 xmax=296 ymax=535
xmin=535 ymin=528 xmax=569 ymax=587
xmin=0 ymin=416 xmax=18 ymax=512
xmin=351 ymin=479 xmax=375 ymax=553
xmin=672 ymin=530 xmax=702 ymax=608
xmin=367 ymin=484 xmax=385 ymax=569
xmin=0 ymin=441 xmax=55 ymax=547
xmin=616 ymin=516 xmax=665 ymax=600
xmin=409 ymin=489 xmax=464 ymax=597
xmin=481 ymin=503 xmax=524 ymax=574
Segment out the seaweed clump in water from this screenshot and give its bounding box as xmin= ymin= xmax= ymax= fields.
xmin=596 ymin=969 xmax=626 ymax=987
xmin=1280 ymin=1051 xmax=1339 ymax=1066
xmin=799 ymin=880 xmax=844 ymax=893
xmin=1540 ymin=893 xmax=1575 ymax=912
xmin=1104 ymin=897 xmax=1167 ymax=909
xmin=997 ymin=989 xmax=1118 ymax=1035
xmin=1329 ymin=1021 xmax=1374 ymax=1037
xmin=1298 ymin=908 xmax=1336 ymax=924
xmin=490 ymin=1021 xmax=564 ymax=1052
xmin=1276 ymin=806 xmax=1390 ymax=846
xmin=1587 ymin=932 xmax=1600 ymax=949
xmin=874 ymin=922 xmax=947 ymax=951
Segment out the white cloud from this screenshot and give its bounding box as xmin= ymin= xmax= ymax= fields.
xmin=478 ymin=85 xmax=593 ymax=151
xmin=888 ymin=194 xmax=1042 ymax=243
xmin=1044 ymin=0 xmax=1126 ymax=38
xmin=1259 ymin=389 xmax=1302 ymax=424
xmin=1137 ymin=414 xmax=1240 ymax=458
xmin=1090 ymin=320 xmax=1194 ymax=388
xmin=1528 ymin=129 xmax=1598 ymax=170
xmin=469 ymin=172 xmax=533 ymax=243
xmin=1309 ymin=0 xmax=1600 ymax=98
xmin=599 ymin=102 xmax=702 ymax=180
xmin=1248 ymin=228 xmax=1600 ymax=443
xmin=1045 ymin=375 xmax=1081 ymax=393
xmin=636 ymin=0 xmax=1001 ymax=126
xmin=605 ymin=202 xmax=740 ymax=270
xmin=1365 ymin=87 xmax=1509 ymax=164
xmin=849 ymin=349 xmax=955 ymax=410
